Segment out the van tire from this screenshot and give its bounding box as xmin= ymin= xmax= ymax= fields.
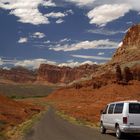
xmin=100 ymin=122 xmax=106 ymax=134
xmin=116 ymin=125 xmax=123 ymax=139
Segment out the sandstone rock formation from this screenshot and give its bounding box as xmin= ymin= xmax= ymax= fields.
xmin=112 ymin=24 xmax=140 ymax=64
xmin=37 ymin=64 xmax=99 ymax=83
xmin=0 ymin=67 xmax=36 ymax=83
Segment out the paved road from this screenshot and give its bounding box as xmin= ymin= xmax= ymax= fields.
xmin=24 ymin=108 xmax=140 ymax=140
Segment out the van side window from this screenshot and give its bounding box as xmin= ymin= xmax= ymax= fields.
xmin=114 ymin=103 xmax=124 ymax=114
xmin=103 ymin=105 xmax=108 ymax=114
xmin=108 ymin=104 xmax=115 ymax=114
xmin=129 ymin=103 xmax=140 ymax=114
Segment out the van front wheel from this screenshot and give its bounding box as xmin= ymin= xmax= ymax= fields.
xmin=100 ymin=122 xmax=106 ymax=134
xmin=116 ymin=125 xmax=123 ymax=139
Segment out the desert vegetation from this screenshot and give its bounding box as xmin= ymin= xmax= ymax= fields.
xmin=0 ymin=84 xmax=57 ymax=99
xmin=115 ymin=64 xmax=140 ymax=84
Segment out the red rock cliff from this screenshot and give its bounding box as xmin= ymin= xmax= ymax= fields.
xmin=0 ymin=67 xmax=36 ymax=83
xmin=112 ymin=24 xmax=140 ymax=64
xmin=37 ymin=64 xmax=99 ymax=83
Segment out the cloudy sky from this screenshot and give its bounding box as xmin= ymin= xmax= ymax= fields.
xmin=0 ymin=0 xmax=140 ymax=69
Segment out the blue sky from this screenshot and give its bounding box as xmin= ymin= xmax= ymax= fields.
xmin=0 ymin=0 xmax=140 ymax=69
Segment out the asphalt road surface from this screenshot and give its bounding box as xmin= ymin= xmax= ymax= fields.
xmin=24 ymin=108 xmax=140 ymax=140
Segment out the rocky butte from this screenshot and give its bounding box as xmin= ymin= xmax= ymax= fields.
xmin=111 ymin=24 xmax=140 ymax=64
xmin=37 ymin=64 xmax=99 ymax=83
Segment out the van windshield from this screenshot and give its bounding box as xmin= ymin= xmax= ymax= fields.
xmin=129 ymin=103 xmax=140 ymax=114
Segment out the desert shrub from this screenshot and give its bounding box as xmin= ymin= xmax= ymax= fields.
xmin=0 ymin=120 xmax=6 ymax=131
xmin=74 ymin=83 xmax=82 ymax=89
xmin=123 ymin=67 xmax=133 ymax=83
xmin=92 ymin=81 xmax=107 ymax=89
xmin=131 ymin=65 xmax=140 ymax=81
xmin=115 ymin=65 xmax=123 ymax=82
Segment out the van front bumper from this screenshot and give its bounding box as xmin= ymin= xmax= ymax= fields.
xmin=120 ymin=125 xmax=140 ymax=133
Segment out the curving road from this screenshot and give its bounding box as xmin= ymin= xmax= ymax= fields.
xmin=24 ymin=108 xmax=140 ymax=140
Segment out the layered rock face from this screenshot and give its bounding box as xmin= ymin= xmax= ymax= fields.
xmin=112 ymin=24 xmax=140 ymax=64
xmin=37 ymin=64 xmax=99 ymax=83
xmin=0 ymin=64 xmax=99 ymax=84
xmin=0 ymin=67 xmax=36 ymax=83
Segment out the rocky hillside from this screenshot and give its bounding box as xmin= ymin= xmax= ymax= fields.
xmin=0 ymin=64 xmax=99 ymax=84
xmin=37 ymin=64 xmax=99 ymax=83
xmin=0 ymin=67 xmax=36 ymax=83
xmin=93 ymin=24 xmax=140 ymax=82
xmin=111 ymin=24 xmax=140 ymax=64
xmin=0 ymin=94 xmax=42 ymax=132
xmin=46 ymin=81 xmax=140 ymax=124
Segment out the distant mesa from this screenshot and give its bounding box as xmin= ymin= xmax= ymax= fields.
xmin=0 ymin=66 xmax=36 ymax=83
xmin=37 ymin=63 xmax=99 ymax=83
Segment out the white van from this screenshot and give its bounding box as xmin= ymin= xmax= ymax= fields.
xmin=100 ymin=100 xmax=140 ymax=139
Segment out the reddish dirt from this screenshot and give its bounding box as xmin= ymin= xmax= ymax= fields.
xmin=0 ymin=94 xmax=42 ymax=131
xmin=46 ymin=81 xmax=140 ymax=124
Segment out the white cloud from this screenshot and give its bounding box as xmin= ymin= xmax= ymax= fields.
xmin=64 ymin=0 xmax=140 ymax=26
xmin=2 ymin=67 xmax=10 ymax=70
xmin=1 ymin=58 xmax=97 ymax=69
xmin=0 ymin=58 xmax=3 ymax=65
xmin=85 ymin=0 xmax=140 ymax=26
xmin=56 ymin=19 xmax=64 ymax=24
xmin=60 ymin=38 xmax=71 ymax=42
xmin=0 ymin=0 xmax=55 ymax=25
xmin=65 ymin=0 xmax=95 ymax=6
xmin=87 ymin=4 xmax=131 ymax=26
xmin=58 ymin=62 xmax=80 ymax=68
xmin=44 ymin=10 xmax=73 ymax=24
xmin=88 ymin=28 xmax=126 ymax=35
xmin=72 ymin=54 xmax=111 ymax=60
xmin=98 ymin=52 xmax=105 ymax=55
xmin=18 ymin=37 xmax=28 ymax=43
xmin=58 ymin=60 xmax=96 ymax=68
xmin=45 ymin=12 xmax=66 ymax=18
xmin=126 ymin=21 xmax=133 ymax=24
xmin=32 ymin=32 xmax=45 ymax=39
xmin=66 ymin=9 xmax=74 ymax=15
xmin=81 ymin=60 xmax=97 ymax=65
xmin=42 ymin=0 xmax=56 ymax=7
xmin=45 ymin=10 xmax=71 ymax=23
xmin=49 ymin=39 xmax=118 ymax=51
xmin=44 ymin=40 xmax=51 ymax=44
xmin=14 ymin=59 xmax=57 ymax=69
xmin=127 ymin=0 xmax=140 ymax=11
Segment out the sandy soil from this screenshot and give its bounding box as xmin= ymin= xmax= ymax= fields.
xmin=46 ymin=81 xmax=140 ymax=124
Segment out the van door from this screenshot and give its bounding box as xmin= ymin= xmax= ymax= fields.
xmin=128 ymin=103 xmax=140 ymax=126
xmin=106 ymin=104 xmax=115 ymax=129
xmin=102 ymin=105 xmax=109 ymax=128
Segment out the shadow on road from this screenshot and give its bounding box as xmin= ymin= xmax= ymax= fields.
xmin=108 ymin=133 xmax=140 ymax=140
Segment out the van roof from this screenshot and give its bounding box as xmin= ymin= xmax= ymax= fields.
xmin=108 ymin=100 xmax=139 ymax=104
